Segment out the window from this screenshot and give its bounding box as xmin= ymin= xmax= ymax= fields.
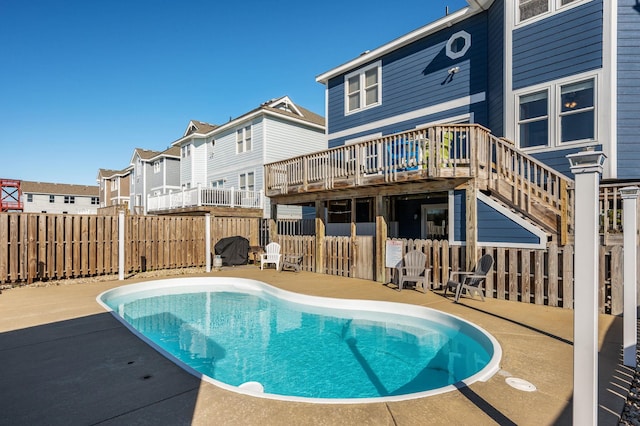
xmin=26 ymin=194 xmax=33 ymax=202
xmin=518 ymin=91 xmax=548 ymax=148
xmin=49 ymin=195 xmax=55 ymax=203
xmin=210 ymin=179 xmax=224 ymax=188
xmin=111 ymin=180 xmax=118 ymax=191
xmin=64 ymin=196 xmax=75 ymax=204
xmin=344 ymin=61 xmax=381 ymax=114
xmin=91 ymin=197 xmax=99 ymax=205
xmin=445 ymin=31 xmax=471 ymax=60
xmin=518 ymin=0 xmax=584 ymax=23
xmin=517 ymin=77 xmax=596 ymax=149
xmin=236 ymin=126 xmax=252 ymax=153
xmin=239 ymin=172 xmax=254 ymax=191
xmin=181 ymin=145 xmax=191 ymax=158
xmin=153 ymin=160 xmax=161 ymax=173
xmin=560 ymin=80 xmax=594 ymax=143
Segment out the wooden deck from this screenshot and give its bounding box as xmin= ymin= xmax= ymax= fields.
xmin=265 ymin=124 xmax=574 ymax=237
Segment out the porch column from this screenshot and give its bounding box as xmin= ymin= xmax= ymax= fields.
xmin=620 ymin=186 xmax=640 ymax=367
xmin=465 ymin=181 xmax=478 ymax=270
xmin=375 ymin=195 xmax=388 ymax=283
xmin=567 ymin=149 xmax=606 ymax=426
xmin=315 ymin=200 xmax=326 ymax=274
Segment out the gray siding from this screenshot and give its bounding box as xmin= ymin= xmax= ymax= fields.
xmin=512 ymin=0 xmax=603 ymax=90
xmin=263 ymin=115 xmax=327 ymax=163
xmin=617 ymin=0 xmax=640 ymax=179
xmin=487 ymin=0 xmax=504 ymax=136
xmin=326 ymin=13 xmax=489 ymax=143
xmin=165 ymin=158 xmax=181 ymax=190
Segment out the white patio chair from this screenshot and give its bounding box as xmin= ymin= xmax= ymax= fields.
xmin=260 ymin=242 xmax=282 ymax=271
xmin=397 ymin=250 xmax=431 ymax=293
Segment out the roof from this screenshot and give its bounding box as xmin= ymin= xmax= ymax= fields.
xmin=97 ymin=168 xmax=131 ymax=179
xmin=184 ymin=120 xmax=218 ymax=137
xmin=315 ymin=0 xmax=493 ymax=84
xmin=21 ymin=181 xmax=99 ymax=197
xmin=171 ymin=96 xmax=325 ymax=147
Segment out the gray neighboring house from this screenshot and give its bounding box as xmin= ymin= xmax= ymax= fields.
xmin=21 ymin=181 xmax=100 ymax=214
xmin=129 ymin=146 xmax=181 ymax=214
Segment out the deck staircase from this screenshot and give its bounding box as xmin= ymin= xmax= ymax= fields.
xmin=265 ymin=124 xmax=574 ymax=242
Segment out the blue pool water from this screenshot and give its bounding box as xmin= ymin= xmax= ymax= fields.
xmin=99 ymin=278 xmax=501 ymax=402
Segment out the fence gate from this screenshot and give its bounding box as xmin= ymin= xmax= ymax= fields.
xmin=353 ymin=236 xmax=374 ymax=280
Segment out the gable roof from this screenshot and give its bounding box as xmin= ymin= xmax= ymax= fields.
xmin=183 ymin=120 xmax=218 ymax=137
xmin=97 ymin=168 xmax=131 ymax=180
xmin=315 ymin=0 xmax=493 ymax=84
xmin=21 ymin=181 xmax=99 ymax=197
xmin=171 ymin=96 xmax=324 ymax=147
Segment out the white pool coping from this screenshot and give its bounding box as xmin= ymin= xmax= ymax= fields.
xmin=97 ymin=277 xmax=502 ymax=404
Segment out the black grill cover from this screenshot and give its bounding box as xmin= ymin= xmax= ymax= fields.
xmin=214 ymin=236 xmax=250 ymax=266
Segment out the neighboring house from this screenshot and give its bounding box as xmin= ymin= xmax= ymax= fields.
xmin=21 ymin=181 xmax=100 ymax=214
xmin=96 ymin=168 xmax=131 ymax=209
xmin=154 ymin=96 xmax=326 ymax=218
xmin=129 ymin=146 xmax=181 ymax=214
xmin=265 ymin=0 xmax=639 ymax=251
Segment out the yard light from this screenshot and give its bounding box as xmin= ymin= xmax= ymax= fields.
xmin=568 ymin=148 xmax=606 ymax=426
xmin=619 ymin=186 xmax=640 ymax=368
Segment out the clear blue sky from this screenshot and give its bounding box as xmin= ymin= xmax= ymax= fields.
xmin=0 ymin=0 xmax=469 ymax=186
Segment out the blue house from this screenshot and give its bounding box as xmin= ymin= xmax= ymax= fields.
xmin=265 ymin=0 xmax=639 ymax=263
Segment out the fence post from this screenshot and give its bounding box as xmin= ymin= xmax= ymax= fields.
xmin=315 ymin=200 xmax=325 ymax=274
xmin=204 ymin=213 xmax=211 ymax=273
xmin=620 ymin=187 xmax=639 ymax=367
xmin=567 ymin=149 xmax=606 ymax=426
xmin=118 ymin=210 xmax=125 ymax=280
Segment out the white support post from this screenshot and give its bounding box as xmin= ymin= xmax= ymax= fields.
xmin=205 ymin=213 xmax=211 ymax=273
xmin=567 ymin=149 xmax=606 ymax=426
xmin=197 ymin=183 xmax=202 ymax=206
xmin=620 ymin=186 xmax=639 ymax=367
xmin=230 ymin=187 xmax=235 ymax=208
xmin=118 ymin=210 xmax=125 ymax=281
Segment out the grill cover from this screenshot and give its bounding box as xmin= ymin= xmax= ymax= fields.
xmin=214 ymin=236 xmax=250 ymax=266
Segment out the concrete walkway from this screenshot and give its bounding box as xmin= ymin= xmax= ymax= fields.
xmin=0 ymin=267 xmax=632 ymax=425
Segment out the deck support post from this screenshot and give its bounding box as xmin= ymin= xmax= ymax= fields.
xmin=620 ymin=186 xmax=639 ymax=367
xmin=465 ymin=181 xmax=478 ymax=270
xmin=567 ymin=149 xmax=605 ymax=426
xmin=315 ymin=200 xmax=325 ymax=274
xmin=375 ymin=195 xmax=388 ymax=283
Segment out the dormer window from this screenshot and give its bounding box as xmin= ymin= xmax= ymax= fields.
xmin=344 ymin=61 xmax=381 ymax=115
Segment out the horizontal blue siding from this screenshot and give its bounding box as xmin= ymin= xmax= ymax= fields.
xmin=453 ymin=190 xmax=542 ymax=245
xmin=531 ymin=144 xmax=602 ymax=178
xmin=512 ymin=0 xmax=603 ymax=90
xmin=327 ymin=14 xmax=489 ymax=139
xmin=617 ymin=0 xmax=640 ymax=179
xmin=487 ymin=0 xmax=505 ymax=137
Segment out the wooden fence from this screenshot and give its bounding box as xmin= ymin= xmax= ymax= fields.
xmin=0 ymin=212 xmax=627 ymax=315
xmin=0 ymin=213 xmax=260 ymax=284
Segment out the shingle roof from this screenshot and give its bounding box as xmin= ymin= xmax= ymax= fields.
xmin=21 ymin=181 xmax=99 ymax=197
xmin=97 ymin=168 xmax=130 ymax=179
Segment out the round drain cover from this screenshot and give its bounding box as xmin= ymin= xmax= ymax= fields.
xmin=506 ymin=377 xmax=536 ymax=392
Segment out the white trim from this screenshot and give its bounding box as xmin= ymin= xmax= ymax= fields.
xmin=414 ymin=113 xmax=473 ymax=129
xmin=504 ymin=0 xmax=515 ymax=141
xmin=328 ymin=92 xmax=485 ymax=141
xmin=268 ymin=96 xmax=303 ymax=117
xmin=515 ymin=0 xmax=594 ymax=28
xmin=602 ymin=0 xmax=616 ymax=179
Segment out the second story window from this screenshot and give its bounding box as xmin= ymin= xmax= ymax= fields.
xmin=111 ymin=180 xmax=118 ymax=191
xmin=153 ymin=160 xmax=161 ymax=173
xmin=91 ymin=197 xmax=99 ymax=205
xmin=518 ymin=90 xmax=548 ymax=148
xmin=64 ymin=196 xmax=75 ymax=204
xmin=239 ymin=172 xmax=254 ymax=191
xmin=210 ymin=179 xmax=224 ymax=188
xmin=518 ymin=0 xmax=583 ymax=24
xmin=181 ymin=145 xmax=191 ymax=158
xmin=26 ymin=194 xmax=33 ymax=202
xmin=236 ymin=126 xmax=252 ymax=153
xmin=344 ymin=61 xmax=381 ymax=115
xmin=49 ymin=195 xmax=55 ymax=203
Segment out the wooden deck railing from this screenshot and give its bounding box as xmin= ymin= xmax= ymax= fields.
xmin=265 ymin=124 xmax=574 ymax=236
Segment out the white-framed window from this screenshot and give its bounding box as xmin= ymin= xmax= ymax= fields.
xmin=49 ymin=195 xmax=55 ymax=203
xmin=210 ymin=179 xmax=224 ymax=188
xmin=91 ymin=197 xmax=99 ymax=205
xmin=344 ymin=61 xmax=381 ymax=115
xmin=181 ymin=145 xmax=191 ymax=158
xmin=236 ymin=126 xmax=252 ymax=153
xmin=64 ymin=196 xmax=75 ymax=204
xmin=517 ymin=0 xmax=586 ymax=24
xmin=26 ymin=194 xmax=33 ymax=202
xmin=153 ymin=160 xmax=161 ymax=173
xmin=517 ymin=76 xmax=596 ymax=149
xmin=239 ymin=172 xmax=255 ymax=191
xmin=110 ymin=180 xmax=118 ymax=191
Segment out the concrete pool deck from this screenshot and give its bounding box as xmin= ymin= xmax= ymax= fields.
xmin=0 ymin=267 xmax=633 ymax=425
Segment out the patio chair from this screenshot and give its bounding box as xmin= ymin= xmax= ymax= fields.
xmin=397 ymin=250 xmax=431 ymax=293
xmin=444 ymin=254 xmax=494 ymax=302
xmin=260 ymin=242 xmax=282 ymax=271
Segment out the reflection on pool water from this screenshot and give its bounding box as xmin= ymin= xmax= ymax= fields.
xmin=98 ymin=277 xmax=501 ymax=403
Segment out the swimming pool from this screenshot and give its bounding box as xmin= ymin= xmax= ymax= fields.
xmin=97 ymin=277 xmax=501 ymax=403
